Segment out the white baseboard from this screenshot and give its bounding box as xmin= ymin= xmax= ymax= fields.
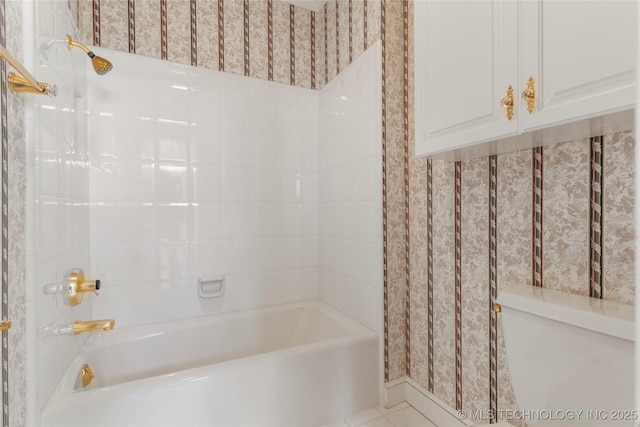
xmin=384 ymin=377 xmax=472 ymax=426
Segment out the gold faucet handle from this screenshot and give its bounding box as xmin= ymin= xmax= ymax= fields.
xmin=68 ymin=268 xmax=102 ymax=306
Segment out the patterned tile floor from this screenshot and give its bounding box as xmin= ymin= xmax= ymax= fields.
xmin=323 ymin=403 xmax=438 ymax=427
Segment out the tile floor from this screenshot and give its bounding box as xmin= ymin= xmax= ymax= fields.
xmin=323 ymin=403 xmax=438 ymax=427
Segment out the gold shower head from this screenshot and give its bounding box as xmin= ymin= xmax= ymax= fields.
xmin=66 ymin=35 xmax=113 ymax=75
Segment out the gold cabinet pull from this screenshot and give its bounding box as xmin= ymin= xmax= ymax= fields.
xmin=500 ymin=85 xmax=514 ymax=121
xmin=521 ymin=77 xmax=536 ymax=114
xmin=0 ymin=320 xmax=11 ymax=331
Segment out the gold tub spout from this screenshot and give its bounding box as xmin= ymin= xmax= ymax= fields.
xmin=72 ymin=319 xmax=115 ymax=335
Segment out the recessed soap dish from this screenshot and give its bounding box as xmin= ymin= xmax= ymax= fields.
xmin=198 ymin=276 xmax=224 ymax=298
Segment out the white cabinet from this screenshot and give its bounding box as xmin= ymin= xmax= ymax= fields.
xmin=415 ymin=0 xmax=637 ymax=158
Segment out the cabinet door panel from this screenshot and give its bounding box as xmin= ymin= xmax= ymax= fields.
xmin=520 ymin=1 xmax=636 ymax=131
xmin=415 ymin=0 xmax=518 ymax=157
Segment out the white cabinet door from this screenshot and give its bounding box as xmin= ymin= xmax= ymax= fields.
xmin=519 ymin=1 xmax=636 ymax=131
xmin=415 ymin=0 xmax=518 ymax=157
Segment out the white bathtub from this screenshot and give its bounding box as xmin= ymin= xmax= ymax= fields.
xmin=41 ymin=301 xmax=379 ymax=426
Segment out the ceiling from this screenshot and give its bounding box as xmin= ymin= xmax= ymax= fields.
xmin=282 ymin=0 xmax=328 ymax=12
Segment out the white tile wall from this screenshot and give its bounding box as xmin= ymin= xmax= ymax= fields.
xmin=24 ymin=0 xmax=92 ymax=415
xmin=318 ymin=43 xmax=383 ymax=332
xmin=24 ymin=22 xmax=381 ymax=421
xmin=88 ymin=48 xmax=320 ymax=328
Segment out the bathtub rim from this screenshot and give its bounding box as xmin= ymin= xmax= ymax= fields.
xmin=46 ymin=300 xmax=377 ymax=404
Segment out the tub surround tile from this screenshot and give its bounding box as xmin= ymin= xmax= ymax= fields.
xmin=318 ymin=43 xmax=382 ymax=333
xmin=81 ymin=47 xmax=322 ymax=329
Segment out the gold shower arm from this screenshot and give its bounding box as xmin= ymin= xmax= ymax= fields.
xmin=0 ymin=44 xmax=56 ymax=96
xmin=66 ymin=35 xmax=90 ymax=54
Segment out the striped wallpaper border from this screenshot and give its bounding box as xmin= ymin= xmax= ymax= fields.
xmin=311 ymin=11 xmax=316 ymax=89
xmin=532 ymin=147 xmax=544 ymax=287
xmin=92 ymin=0 xmax=101 ymax=46
xmin=289 ymin=5 xmax=295 ymax=85
xmin=190 ymin=0 xmax=197 ymax=66
xmin=454 ymin=161 xmax=462 ymax=410
xmin=0 ymin=0 xmax=7 ymax=422
xmin=489 ymin=155 xmax=498 ymax=423
xmin=218 ymin=0 xmax=225 ymax=71
xmin=363 ymin=0 xmax=368 ymax=51
xmin=127 ymin=0 xmax=135 ymax=53
xmin=381 ymin=0 xmax=389 ymax=384
xmin=402 ymin=0 xmax=411 ymax=377
xmin=267 ymin=0 xmax=273 ymax=81
xmin=160 ymin=0 xmax=168 ymax=60
xmin=426 ymin=158 xmax=434 ymax=392
xmin=590 ymin=136 xmax=604 ymax=299
xmin=335 ymin=0 xmax=339 ymax=76
xmin=348 ymin=0 xmax=353 ymax=64
xmin=243 ymin=0 xmax=250 ymax=76
xmin=323 ymin=2 xmax=328 ymax=85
